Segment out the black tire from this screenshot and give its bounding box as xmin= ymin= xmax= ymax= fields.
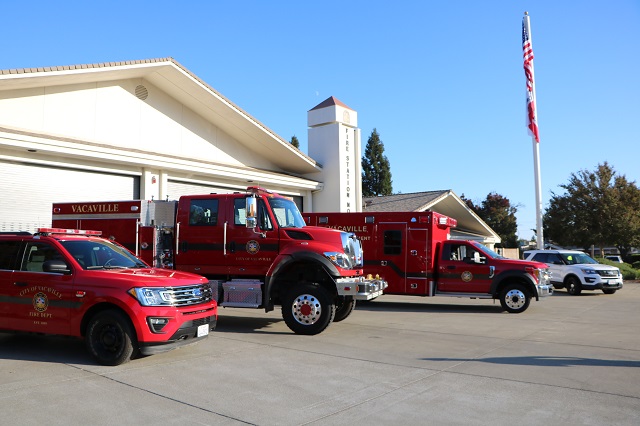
xmin=602 ymin=289 xmax=617 ymax=295
xmin=333 ymin=296 xmax=356 ymax=322
xmin=86 ymin=310 xmax=137 ymax=366
xmin=499 ymin=283 xmax=531 ymax=313
xmin=566 ymin=277 xmax=582 ymax=295
xmin=281 ymin=284 xmax=335 ymax=335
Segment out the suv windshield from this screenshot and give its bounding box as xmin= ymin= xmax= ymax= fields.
xmin=61 ymin=239 xmax=148 ymax=270
xmin=560 ymin=252 xmax=598 ymax=265
xmin=267 ymin=197 xmax=306 ymax=228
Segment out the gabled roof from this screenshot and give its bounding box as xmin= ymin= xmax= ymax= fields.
xmin=364 ymin=190 xmax=501 ymax=243
xmin=309 ymin=96 xmax=352 ymax=111
xmin=0 ymin=58 xmax=321 ymax=175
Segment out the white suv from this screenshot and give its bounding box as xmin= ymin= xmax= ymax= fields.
xmin=523 ymin=250 xmax=623 ymax=295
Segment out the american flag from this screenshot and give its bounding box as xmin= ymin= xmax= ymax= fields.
xmin=522 ymin=17 xmax=539 ymax=143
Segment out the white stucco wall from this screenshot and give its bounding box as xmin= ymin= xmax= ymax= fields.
xmin=0 ymin=78 xmax=271 ymax=170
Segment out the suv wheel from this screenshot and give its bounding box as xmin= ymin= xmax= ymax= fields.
xmin=566 ymin=277 xmax=582 ymax=295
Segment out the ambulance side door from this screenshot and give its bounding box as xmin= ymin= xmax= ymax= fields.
xmin=377 ymin=223 xmax=407 ymax=294
xmin=405 ymin=227 xmax=429 ymax=295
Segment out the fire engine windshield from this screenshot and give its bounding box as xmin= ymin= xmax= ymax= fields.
xmin=61 ymin=239 xmax=149 ymax=270
xmin=267 ymin=197 xmax=306 ymax=228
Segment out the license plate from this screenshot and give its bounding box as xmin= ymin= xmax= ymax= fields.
xmin=197 ymin=324 xmax=209 ymax=337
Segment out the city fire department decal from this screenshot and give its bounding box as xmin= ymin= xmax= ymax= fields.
xmin=246 ymin=240 xmax=260 ymax=254
xmin=18 ymin=286 xmax=62 ymax=323
xmin=33 ymin=292 xmax=49 ymax=312
xmin=461 ymin=271 xmax=473 ymax=282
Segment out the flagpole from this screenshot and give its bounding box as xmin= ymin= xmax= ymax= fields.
xmin=523 ymin=11 xmax=544 ymax=249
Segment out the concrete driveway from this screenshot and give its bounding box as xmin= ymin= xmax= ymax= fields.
xmin=2 ymin=283 xmax=639 ymax=425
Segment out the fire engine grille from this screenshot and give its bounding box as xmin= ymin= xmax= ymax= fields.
xmin=596 ymin=270 xmax=619 ymax=278
xmin=165 ymin=283 xmax=213 ymax=306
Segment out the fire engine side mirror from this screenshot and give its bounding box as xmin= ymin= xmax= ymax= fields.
xmin=245 ymin=196 xmax=257 ymax=229
xmin=246 ymin=217 xmax=257 ymax=229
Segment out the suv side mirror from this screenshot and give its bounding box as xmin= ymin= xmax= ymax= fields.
xmin=43 ymin=260 xmax=71 ymax=274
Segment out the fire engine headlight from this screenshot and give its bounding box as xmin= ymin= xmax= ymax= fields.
xmin=128 ymin=287 xmax=175 ymax=306
xmin=324 ymin=251 xmax=353 ymax=269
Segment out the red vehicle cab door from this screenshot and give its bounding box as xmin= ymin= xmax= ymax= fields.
xmin=224 ymin=196 xmax=279 ymax=276
xmin=10 ymin=241 xmax=73 ymax=335
xmin=0 ymin=239 xmax=23 ymax=328
xmin=437 ymin=242 xmax=493 ymax=294
xmin=174 ymin=196 xmax=226 ymax=276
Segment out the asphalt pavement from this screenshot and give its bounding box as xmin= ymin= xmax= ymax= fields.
xmin=1 ymin=282 xmax=639 ymax=425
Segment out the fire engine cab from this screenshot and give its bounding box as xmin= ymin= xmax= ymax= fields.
xmin=0 ymin=228 xmax=217 ymax=365
xmin=304 ymin=211 xmax=553 ymax=313
xmin=52 ymin=187 xmax=386 ymax=335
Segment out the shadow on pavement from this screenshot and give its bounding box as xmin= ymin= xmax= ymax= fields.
xmin=355 ymin=300 xmax=504 ymax=314
xmin=0 ymin=333 xmax=93 ymax=365
xmin=421 ymin=355 xmax=640 ymax=368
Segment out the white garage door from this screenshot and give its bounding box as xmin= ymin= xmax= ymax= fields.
xmin=166 ymin=180 xmax=239 ymax=199
xmin=0 ymin=161 xmax=139 ymax=232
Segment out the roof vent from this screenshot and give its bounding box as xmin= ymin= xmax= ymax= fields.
xmin=135 ymin=85 xmax=148 ymax=100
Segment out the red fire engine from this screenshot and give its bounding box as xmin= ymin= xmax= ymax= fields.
xmin=303 ymin=211 xmax=552 ymax=313
xmin=52 ymin=187 xmax=386 ymax=335
xmin=0 ymin=228 xmax=217 ymax=365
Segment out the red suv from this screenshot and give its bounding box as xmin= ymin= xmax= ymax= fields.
xmin=0 ymin=228 xmax=217 ymax=365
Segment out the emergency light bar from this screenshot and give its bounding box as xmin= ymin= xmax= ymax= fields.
xmin=37 ymin=227 xmax=103 ymax=236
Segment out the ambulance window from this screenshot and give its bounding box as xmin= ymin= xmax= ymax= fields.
xmin=0 ymin=240 xmax=22 ymax=270
xmin=383 ymin=230 xmax=402 ymax=255
xmin=189 ymin=199 xmax=218 ymax=226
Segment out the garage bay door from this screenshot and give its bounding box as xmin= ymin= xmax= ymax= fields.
xmin=0 ymin=161 xmax=139 ymax=232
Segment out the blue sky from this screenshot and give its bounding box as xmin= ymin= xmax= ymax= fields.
xmin=2 ymin=1 xmax=638 ymax=240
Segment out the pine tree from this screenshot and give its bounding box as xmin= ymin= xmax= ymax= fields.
xmin=290 ymin=135 xmax=300 ymax=149
xmin=361 ymin=128 xmax=392 ymax=196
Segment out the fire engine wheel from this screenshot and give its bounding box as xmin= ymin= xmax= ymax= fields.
xmin=86 ymin=310 xmax=137 ymax=366
xmin=499 ymin=284 xmax=530 ymax=314
xmin=282 ymin=284 xmax=336 ymax=335
xmin=566 ymin=277 xmax=582 ymax=295
xmin=334 ymin=296 xmax=356 ymax=322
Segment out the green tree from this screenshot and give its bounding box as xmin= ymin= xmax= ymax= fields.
xmin=361 ymin=128 xmax=392 ymax=196
xmin=461 ymin=193 xmax=519 ymax=248
xmin=290 ymin=135 xmax=300 ymax=149
xmin=543 ymin=162 xmax=640 ymax=258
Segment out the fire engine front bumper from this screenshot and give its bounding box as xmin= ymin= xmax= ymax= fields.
xmin=336 ymin=276 xmax=388 ymax=300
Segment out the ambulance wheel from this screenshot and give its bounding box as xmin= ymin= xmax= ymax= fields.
xmin=499 ymin=284 xmax=530 ymax=313
xmin=86 ymin=310 xmax=137 ymax=366
xmin=282 ymin=284 xmax=335 ymax=335
xmin=334 ymin=296 xmax=356 ymax=322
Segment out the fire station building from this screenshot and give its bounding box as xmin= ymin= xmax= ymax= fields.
xmin=0 ymin=57 xmax=498 ymax=245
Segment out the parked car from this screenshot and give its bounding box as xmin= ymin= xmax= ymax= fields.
xmin=0 ymin=228 xmax=217 ymax=365
xmin=523 ymin=250 xmax=623 ymax=295
xmin=605 ymin=255 xmax=623 ymax=263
